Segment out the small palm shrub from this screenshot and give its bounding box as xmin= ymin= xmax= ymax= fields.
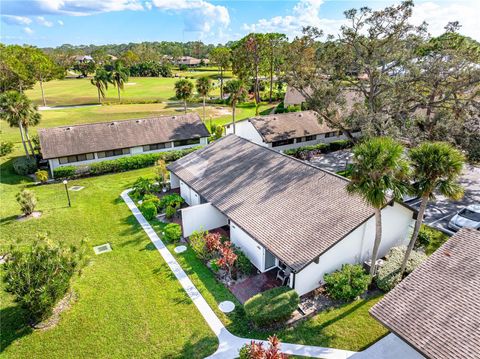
xmin=235 ymin=248 xmax=255 ymax=275
xmin=244 ymin=287 xmax=299 ymax=327
xmin=13 ymin=157 xmax=37 ymax=175
xmin=132 ymin=177 xmax=156 ymax=198
xmin=35 ymin=169 xmax=49 ymax=183
xmin=53 ymin=166 xmax=76 ymax=179
xmin=376 ymin=246 xmax=427 ymax=292
xmin=0 ymin=141 xmax=14 ymax=157
xmin=323 ymin=264 xmax=370 ymax=301
xmin=16 ymin=189 xmax=37 ymax=216
xmin=2 ymin=235 xmax=85 ymax=324
xmin=189 ymin=229 xmax=208 ymax=260
xmin=159 ymin=193 xmax=184 ymax=211
xmin=139 ymin=201 xmax=157 ymax=220
xmin=163 ymin=223 xmax=182 ymax=243
xmin=143 ymin=194 xmax=161 ymax=209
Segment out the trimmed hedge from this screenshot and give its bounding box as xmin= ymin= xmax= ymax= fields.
xmin=376 ymin=246 xmax=427 ymax=292
xmin=329 ymin=139 xmax=352 ymax=151
xmin=284 ymin=143 xmax=330 ymax=159
xmin=13 ymin=157 xmax=38 ymax=175
xmin=139 ymin=201 xmax=157 ymax=220
xmin=53 ymin=166 xmax=76 ymax=179
xmin=324 ymin=264 xmax=370 ymax=301
xmin=52 ymin=147 xmax=201 ymax=178
xmin=163 ymin=223 xmax=182 ymax=243
xmin=244 ymin=287 xmax=299 ymax=327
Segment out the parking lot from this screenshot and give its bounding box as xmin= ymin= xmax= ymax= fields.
xmin=309 ymin=151 xmax=479 ymax=236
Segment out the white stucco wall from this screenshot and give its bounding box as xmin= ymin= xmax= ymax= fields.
xmin=170 ymin=172 xmax=180 ymax=189
xmin=230 ymin=221 xmax=265 ymax=271
xmin=181 ymin=203 xmax=228 ymax=237
xmin=294 ymin=202 xmax=415 ymax=296
xmin=49 ymin=138 xmax=208 ymax=176
xmin=225 ymin=121 xmax=266 ymax=146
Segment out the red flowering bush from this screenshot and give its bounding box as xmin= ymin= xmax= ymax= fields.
xmin=217 ymin=241 xmax=237 ymax=277
xmin=204 ymin=232 xmax=222 ymax=253
xmin=239 ymin=335 xmax=288 ymax=359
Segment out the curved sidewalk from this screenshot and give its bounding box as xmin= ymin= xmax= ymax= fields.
xmin=121 ymin=189 xmax=356 ymax=359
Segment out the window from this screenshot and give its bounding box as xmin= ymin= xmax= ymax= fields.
xmin=296 ymin=137 xmax=306 ymax=143
xmin=325 ymin=131 xmax=341 ymax=138
xmin=58 ymin=152 xmax=94 ymax=164
xmin=305 ymin=135 xmax=316 ymax=141
xmin=97 ymin=148 xmax=130 ymax=158
xmin=272 ymin=138 xmax=295 ymax=147
xmin=143 ymin=143 xmax=167 ymax=152
xmin=173 ymin=138 xmax=201 ymax=147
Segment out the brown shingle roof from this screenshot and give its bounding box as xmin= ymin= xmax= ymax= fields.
xmin=38 ymin=113 xmax=210 ymax=159
xmin=370 ymin=228 xmax=480 ymax=359
xmin=168 ymin=135 xmax=378 ymax=271
xmin=248 ymin=110 xmax=335 ymax=143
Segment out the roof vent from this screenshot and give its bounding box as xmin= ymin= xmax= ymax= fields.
xmin=109 ymin=122 xmax=116 ymax=126
xmin=64 ymin=127 xmax=72 ymax=131
xmin=298 ymin=113 xmax=303 ymax=117
xmin=172 ymin=116 xmax=176 ymax=120
xmin=136 ymin=119 xmax=142 ymax=123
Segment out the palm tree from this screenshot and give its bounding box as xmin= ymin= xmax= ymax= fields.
xmin=224 ymin=79 xmax=246 ymax=134
xmin=174 ymin=79 xmax=194 ymax=114
xmin=109 ymin=61 xmax=129 ymax=101
xmin=0 ymin=91 xmax=41 ymax=158
xmin=90 ymin=68 xmax=111 ymax=103
xmin=195 ymin=77 xmax=212 ymax=122
xmin=399 ymin=142 xmax=464 ymax=276
xmin=347 ymin=137 xmax=409 ymax=278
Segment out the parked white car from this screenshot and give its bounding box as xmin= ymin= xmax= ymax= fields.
xmin=448 ymin=204 xmax=480 ymax=231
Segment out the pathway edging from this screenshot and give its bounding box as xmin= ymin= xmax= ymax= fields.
xmin=121 ymin=189 xmax=356 ymax=359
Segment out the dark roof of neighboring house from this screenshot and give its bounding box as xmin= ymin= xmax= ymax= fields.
xmin=248 ymin=110 xmax=336 ymax=143
xmin=370 ymin=228 xmax=480 ymax=359
xmin=168 ymin=135 xmax=391 ymax=272
xmin=39 ymin=113 xmax=209 ymax=159
xmin=283 ymin=86 xmax=364 ymax=111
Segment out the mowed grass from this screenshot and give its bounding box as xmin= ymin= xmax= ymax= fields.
xmin=0 ymin=150 xmax=217 ymax=358
xmin=0 ymin=102 xmax=276 ymax=144
xmin=25 ymin=75 xmax=230 ymax=107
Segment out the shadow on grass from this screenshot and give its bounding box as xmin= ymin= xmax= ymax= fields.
xmin=178 ymin=334 xmax=219 ymax=359
xmin=0 ymin=157 xmax=34 ymax=186
xmin=0 ymin=305 xmax=33 ymax=353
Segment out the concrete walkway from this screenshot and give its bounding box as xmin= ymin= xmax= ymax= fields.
xmin=38 ymin=104 xmax=101 ymax=111
xmin=121 ymin=189 xmax=356 ymax=359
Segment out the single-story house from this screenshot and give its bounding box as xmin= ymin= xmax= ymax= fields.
xmin=224 ymin=110 xmax=361 ymax=151
xmin=370 ymin=228 xmax=480 ymax=359
xmin=284 ymin=86 xmax=363 ymax=110
xmin=168 ymin=135 xmax=416 ymax=296
xmin=39 ymin=113 xmax=210 ymax=176
xmin=175 ymin=56 xmax=209 ymax=67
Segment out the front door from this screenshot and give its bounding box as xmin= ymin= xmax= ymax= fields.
xmin=264 ymin=249 xmax=276 ymax=270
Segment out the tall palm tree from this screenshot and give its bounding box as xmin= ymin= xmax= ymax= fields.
xmin=224 ymin=79 xmax=246 ymax=134
xmin=109 ymin=61 xmax=129 ymax=101
xmin=195 ymin=77 xmax=212 ymax=122
xmin=90 ymin=68 xmax=111 ymax=103
xmin=174 ymin=79 xmax=194 ymax=114
xmin=399 ymin=142 xmax=464 ymax=276
xmin=0 ymin=91 xmax=40 ymax=158
xmin=347 ymin=137 xmax=409 ymax=278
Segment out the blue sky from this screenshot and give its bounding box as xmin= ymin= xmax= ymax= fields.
xmin=1 ymin=0 xmax=479 ymax=47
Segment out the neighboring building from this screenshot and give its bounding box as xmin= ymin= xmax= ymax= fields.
xmin=225 ymin=111 xmax=360 ymax=152
xmin=284 ymin=86 xmax=310 ymax=107
xmin=168 ymin=135 xmax=416 ymax=296
xmin=39 ymin=113 xmax=210 ymax=176
xmin=175 ymin=56 xmax=209 ymax=67
xmin=370 ymin=228 xmax=480 ymax=359
xmin=72 ymin=55 xmax=94 ymax=63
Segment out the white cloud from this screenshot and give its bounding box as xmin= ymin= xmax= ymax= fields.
xmin=145 ymin=2 xmax=153 ymax=11
xmin=58 ymin=20 xmax=64 ymax=26
xmin=1 ymin=15 xmax=32 ymax=26
xmin=24 ymin=27 xmax=34 ymax=34
xmin=411 ymin=1 xmax=480 ymax=41
xmin=242 ymin=0 xmax=345 ymax=39
xmin=152 ymin=0 xmax=230 ymax=32
xmin=2 ymin=0 xmax=144 ymax=17
xmin=36 ymin=16 xmax=53 ymax=27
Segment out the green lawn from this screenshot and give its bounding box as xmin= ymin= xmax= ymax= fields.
xmin=0 ymin=150 xmax=217 ymax=358
xmin=25 ymin=76 xmax=231 ymax=107
xmin=0 ymin=102 xmax=276 ymax=145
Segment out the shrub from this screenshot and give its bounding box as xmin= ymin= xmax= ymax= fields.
xmin=13 ymin=157 xmax=37 ymax=175
xmin=239 ymin=335 xmax=288 ymax=359
xmin=189 ymin=229 xmax=208 ymax=260
xmin=0 ymin=141 xmax=14 ymax=157
xmin=53 ymin=166 xmax=76 ymax=179
xmin=235 ymin=248 xmax=255 ymax=275
xmin=16 ymin=189 xmax=37 ymax=216
xmin=204 ymin=232 xmax=221 ymax=253
xmin=131 ymin=177 xmax=156 ymax=198
xmin=159 ymin=193 xmax=184 ymax=211
xmin=139 ymin=201 xmax=157 ymax=220
xmin=163 ymin=223 xmax=182 ymax=243
xmin=329 ymin=139 xmax=352 ymax=151
xmin=415 ymin=228 xmax=431 ymax=249
xmin=165 ymin=205 xmax=176 ymax=219
xmin=2 ymin=235 xmax=84 ymax=324
xmin=143 ymin=194 xmax=161 ymax=207
xmin=376 ymin=246 xmax=427 ymax=292
xmin=35 ymin=169 xmax=49 ymax=183
xmin=245 ymin=287 xmax=299 ymax=327
xmin=283 ymin=143 xmax=329 ymax=159
xmin=209 ymin=259 xmax=220 ymax=272
xmin=323 ymin=264 xmax=370 ymax=301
